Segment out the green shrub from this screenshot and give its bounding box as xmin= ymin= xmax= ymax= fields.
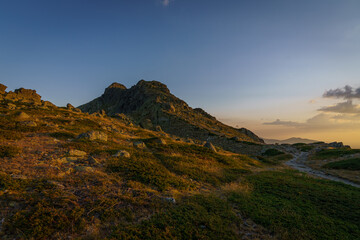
xmin=262 ymin=148 xmax=284 ymax=157
xmin=228 ymin=170 xmax=360 ymax=240
xmin=323 ymin=158 xmax=360 ymax=170
xmin=311 ymin=149 xmax=360 ymax=160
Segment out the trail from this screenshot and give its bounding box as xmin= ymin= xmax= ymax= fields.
xmin=285 ymin=152 xmax=360 ymax=188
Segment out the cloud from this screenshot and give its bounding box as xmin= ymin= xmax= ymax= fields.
xmin=318 ymin=100 xmax=360 ymax=114
xmin=323 ymin=85 xmax=360 ymax=99
xmin=263 ymin=119 xmax=302 ymax=127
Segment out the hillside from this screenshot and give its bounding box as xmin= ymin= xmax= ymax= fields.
xmin=78 ymin=80 xmax=264 ymax=154
xmin=0 ymin=83 xmax=359 ymax=239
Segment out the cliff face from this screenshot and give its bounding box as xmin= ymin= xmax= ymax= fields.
xmin=79 ymin=80 xmax=264 ymax=151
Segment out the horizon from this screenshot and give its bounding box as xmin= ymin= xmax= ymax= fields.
xmin=1 ymin=0 xmax=360 ymax=147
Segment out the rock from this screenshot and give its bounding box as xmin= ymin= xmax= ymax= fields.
xmin=204 ymin=141 xmax=217 ymax=152
xmin=155 ymin=125 xmax=163 ymax=132
xmin=113 ymin=150 xmax=131 ymax=158
xmin=185 ymin=139 xmax=195 ymax=144
xmin=5 ymin=88 xmax=42 ymax=105
xmin=14 ymin=112 xmax=30 ymax=120
xmin=100 ymin=109 xmax=106 ymax=116
xmin=19 ymin=121 xmax=37 ymax=127
xmin=42 ymin=101 xmax=56 ymax=108
xmin=6 ymin=103 xmax=16 ymax=110
xmin=163 ymin=197 xmax=176 ymax=204
xmin=66 ymin=103 xmax=74 ymax=110
xmin=77 ymin=131 xmax=108 ymax=141
xmin=328 ymin=142 xmax=344 ymax=148
xmin=0 ymin=83 xmax=7 ymax=94
xmin=155 ymin=138 xmax=167 ymax=145
xmin=139 ymin=118 xmax=153 ymax=129
xmin=68 ymin=149 xmax=87 ymax=157
xmin=75 ymin=166 xmax=94 ymax=172
xmin=133 ymin=141 xmax=146 ymax=149
xmin=86 ymin=156 xmax=100 ymax=165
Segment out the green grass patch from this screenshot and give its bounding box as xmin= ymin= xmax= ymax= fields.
xmin=227 ymin=170 xmax=360 ymax=240
xmin=311 ymin=149 xmax=360 ymax=160
xmin=112 ymin=195 xmax=240 ymax=240
xmin=323 ymin=158 xmax=360 ymax=170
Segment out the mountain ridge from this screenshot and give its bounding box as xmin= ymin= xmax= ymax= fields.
xmin=78 ymin=80 xmax=264 ymax=153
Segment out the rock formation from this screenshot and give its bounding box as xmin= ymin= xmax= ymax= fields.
xmin=78 ymin=80 xmax=264 ymax=153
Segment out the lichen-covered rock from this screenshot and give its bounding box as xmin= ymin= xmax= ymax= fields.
xmin=113 ymin=150 xmax=130 ymax=158
xmin=77 ymin=131 xmax=108 ymax=141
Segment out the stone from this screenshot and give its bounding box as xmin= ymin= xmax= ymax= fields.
xmin=75 ymin=166 xmax=94 ymax=172
xmin=139 ymin=118 xmax=153 ymax=129
xmin=66 ymin=103 xmax=74 ymax=110
xmin=155 ymin=138 xmax=167 ymax=145
xmin=0 ymin=83 xmax=7 ymax=94
xmin=113 ymin=150 xmax=131 ymax=158
xmin=15 ymin=112 xmax=30 ymax=120
xmin=204 ymin=141 xmax=217 ymax=152
xmin=133 ymin=141 xmax=146 ymax=149
xmin=42 ymin=101 xmax=56 ymax=108
xmin=19 ymin=121 xmax=37 ymax=127
xmin=86 ymin=156 xmax=100 ymax=165
xmin=155 ymin=125 xmax=163 ymax=132
xmin=6 ymin=103 xmax=16 ymax=110
xmin=68 ymin=149 xmax=87 ymax=157
xmin=77 ymin=131 xmax=108 ymax=141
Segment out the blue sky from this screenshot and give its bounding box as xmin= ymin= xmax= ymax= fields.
xmin=1 ymin=0 xmax=360 ymax=145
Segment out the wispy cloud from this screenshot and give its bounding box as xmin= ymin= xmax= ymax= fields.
xmin=318 ymin=100 xmax=360 ymax=114
xmin=263 ymin=119 xmax=302 ymax=127
xmin=323 ymin=85 xmax=360 ymax=99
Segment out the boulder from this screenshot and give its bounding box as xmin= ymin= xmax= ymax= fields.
xmin=204 ymin=141 xmax=217 ymax=152
xmin=133 ymin=141 xmax=146 ymax=149
xmin=6 ymin=103 xmax=16 ymax=110
xmin=0 ymin=83 xmax=7 ymax=94
xmin=155 ymin=125 xmax=163 ymax=132
xmin=66 ymin=103 xmax=74 ymax=110
xmin=42 ymin=101 xmax=56 ymax=108
xmin=86 ymin=156 xmax=100 ymax=165
xmin=15 ymin=112 xmax=30 ymax=120
xmin=68 ymin=149 xmax=87 ymax=157
xmin=77 ymin=131 xmax=108 ymax=141
xmin=113 ymin=150 xmax=131 ymax=158
xmin=74 ymin=166 xmax=94 ymax=172
xmin=155 ymin=138 xmax=167 ymax=145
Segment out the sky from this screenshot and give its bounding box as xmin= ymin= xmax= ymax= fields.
xmin=1 ymin=0 xmax=360 ymax=147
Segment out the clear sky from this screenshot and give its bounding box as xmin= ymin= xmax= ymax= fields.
xmin=1 ymin=0 xmax=360 ymax=147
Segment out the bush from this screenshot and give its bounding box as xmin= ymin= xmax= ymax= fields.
xmin=323 ymin=158 xmax=360 ymax=170
xmin=262 ymin=148 xmax=284 ymax=157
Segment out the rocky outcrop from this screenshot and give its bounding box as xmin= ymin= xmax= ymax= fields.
xmin=77 ymin=131 xmax=108 ymax=141
xmin=0 ymin=84 xmax=7 ymax=94
xmin=78 ymin=80 xmax=264 ymax=153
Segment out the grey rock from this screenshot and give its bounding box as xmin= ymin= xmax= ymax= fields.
xmin=204 ymin=141 xmax=217 ymax=152
xmin=77 ymin=131 xmax=108 ymax=141
xmin=113 ymin=150 xmax=131 ymax=158
xmin=68 ymin=149 xmax=87 ymax=157
xmin=133 ymin=141 xmax=146 ymax=149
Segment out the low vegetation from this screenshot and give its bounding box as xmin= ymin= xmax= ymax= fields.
xmin=323 ymin=158 xmax=360 ymax=170
xmin=311 ymin=148 xmax=360 ymax=160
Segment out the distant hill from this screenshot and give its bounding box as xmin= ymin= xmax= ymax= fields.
xmin=78 ymin=80 xmax=264 ymax=153
xmin=264 ymin=137 xmax=319 ymax=145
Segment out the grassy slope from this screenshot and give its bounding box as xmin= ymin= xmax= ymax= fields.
xmin=323 ymin=158 xmax=360 ymax=170
xmin=0 ymin=100 xmax=359 ymax=239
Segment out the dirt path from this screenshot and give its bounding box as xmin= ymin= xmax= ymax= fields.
xmin=285 ymin=152 xmax=360 ymax=188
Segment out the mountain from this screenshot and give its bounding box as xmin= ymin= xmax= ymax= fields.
xmin=264 ymin=137 xmax=319 ymax=145
xmin=78 ymin=80 xmax=264 ymax=153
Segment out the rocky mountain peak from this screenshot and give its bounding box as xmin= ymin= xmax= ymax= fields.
xmin=135 ymin=80 xmax=170 ymax=94
xmin=107 ymin=82 xmax=127 ymax=90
